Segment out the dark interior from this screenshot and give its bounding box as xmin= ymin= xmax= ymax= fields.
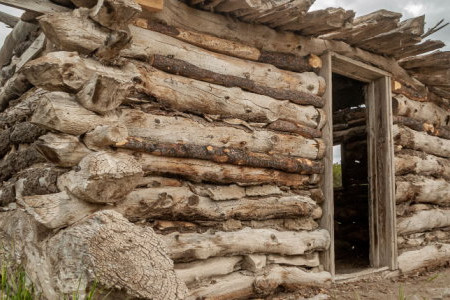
xmin=332 ymin=73 xmax=370 ymax=273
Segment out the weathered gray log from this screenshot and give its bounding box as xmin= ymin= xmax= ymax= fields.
xmin=57 ymin=152 xmax=143 ymax=204
xmin=134 ymin=153 xmax=320 ymax=188
xmin=321 ymin=10 xmax=401 ymax=44
xmin=146 ymin=0 xmax=423 ymax=92
xmin=398 ymin=229 xmax=450 ymax=249
xmin=0 ymin=145 xmax=45 ymax=182
xmin=397 ymin=209 xmax=450 ymax=235
xmin=411 ymin=67 xmax=450 ymax=88
xmin=84 ymin=124 xmax=128 ymax=150
xmin=394 ymin=125 xmax=450 ymax=158
xmin=116 ymin=137 xmax=323 ymax=174
xmin=280 ymin=8 xmax=355 ymax=36
xmin=267 ymin=119 xmax=322 ymax=138
xmin=394 ymin=116 xmax=450 ymax=140
xmin=398 ymin=243 xmax=450 ymax=273
xmin=0 ymin=11 xmax=19 ymax=27
xmin=394 ymin=40 xmax=445 ymax=60
xmin=35 ymin=133 xmax=92 ymax=167
xmin=0 ymin=209 xmax=188 ymax=299
xmin=267 ymin=253 xmax=319 ymax=267
xmin=396 ymin=174 xmax=450 ymax=204
xmin=392 ymin=94 xmax=450 ymax=128
xmin=119 ymin=109 xmax=325 ymax=160
xmin=0 ymin=20 xmax=38 ymax=68
xmin=30 ymin=91 xmax=117 ymax=135
xmin=162 ymin=228 xmax=330 ymax=261
xmin=333 ymin=125 xmax=366 ymax=144
xmin=175 ymin=256 xmax=242 ymax=285
xmin=395 ymin=150 xmax=450 ymax=180
xmin=391 ymin=80 xmax=428 ymax=102
xmin=400 ymin=50 xmax=450 ymax=70
xmin=37 ymin=10 xmax=327 ymax=101
xmin=116 ymin=186 xmax=321 ymax=221
xmin=138 ymin=19 xmax=322 ymax=73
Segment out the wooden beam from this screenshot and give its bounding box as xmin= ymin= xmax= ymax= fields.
xmin=136 ymin=0 xmax=163 ymax=12
xmin=0 ymin=0 xmax=69 ymax=13
xmin=0 ymin=11 xmax=19 ymax=27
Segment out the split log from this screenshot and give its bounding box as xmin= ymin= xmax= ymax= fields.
xmin=57 ymin=152 xmax=143 ymax=204
xmin=393 ymin=125 xmax=450 ymax=158
xmin=0 ymin=146 xmax=45 ymax=182
xmin=395 ymin=150 xmax=450 ymax=180
xmin=30 ymin=91 xmax=117 ymax=135
xmin=354 ymin=16 xmax=425 ymax=56
xmin=190 ymin=183 xmax=281 ymax=201
xmin=175 ymin=256 xmax=242 ymax=285
xmin=400 ymin=51 xmax=450 ymax=70
xmin=321 ymin=10 xmax=402 ymax=44
xmin=116 ymin=186 xmax=321 ymax=221
xmin=395 ymin=175 xmax=450 ymax=204
xmin=134 ymin=153 xmax=320 ymax=188
xmin=394 ymin=40 xmax=445 ymax=60
xmin=392 ymin=94 xmax=450 ymax=128
xmin=134 ymin=63 xmax=326 ymax=128
xmin=37 ymin=11 xmax=327 ymax=99
xmin=35 ymin=133 xmax=92 ymax=167
xmin=146 ymin=0 xmax=422 ymax=92
xmin=398 ymin=243 xmax=450 ymax=273
xmin=119 ymin=109 xmax=325 ymax=160
xmin=394 ymin=116 xmax=450 ymax=140
xmin=280 ymin=8 xmax=355 ymax=36
xmin=136 ymin=19 xmax=322 ymax=73
xmin=391 ymin=80 xmax=428 ymax=102
xmin=162 ymin=228 xmax=330 ymax=261
xmin=397 ymin=209 xmax=450 ymax=235
xmin=267 ymin=252 xmax=319 ymax=267
xmin=254 ymin=265 xmax=331 ymax=293
xmin=116 ymin=137 xmax=323 ymax=174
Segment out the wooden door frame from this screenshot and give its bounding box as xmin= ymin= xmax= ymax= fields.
xmin=319 ymin=52 xmax=398 ymax=277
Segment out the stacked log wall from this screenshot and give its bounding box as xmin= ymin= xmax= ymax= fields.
xmin=0 ymin=1 xmax=332 ymax=299
xmin=393 ymin=91 xmax=450 ymax=273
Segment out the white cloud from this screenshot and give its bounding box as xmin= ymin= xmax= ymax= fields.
xmin=404 ymin=2 xmax=425 ymax=17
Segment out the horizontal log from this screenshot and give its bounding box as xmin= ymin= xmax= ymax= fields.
xmin=394 ymin=125 xmax=450 ymax=158
xmin=333 ymin=107 xmax=366 ymax=124
xmin=391 ymin=80 xmax=428 ymax=102
xmin=394 ymin=116 xmax=450 ymax=140
xmin=57 ymin=152 xmax=143 ymax=204
xmin=267 ymin=253 xmax=319 ymax=267
xmin=137 ymin=19 xmax=322 ymax=73
xmin=38 ymin=11 xmax=327 ymax=101
xmin=395 ymin=150 xmax=450 ymax=180
xmin=333 ymin=125 xmax=366 ymax=144
xmin=393 ymin=94 xmax=450 ymax=128
xmin=0 ymin=20 xmax=38 ymax=68
xmin=0 ymin=122 xmax=47 ymax=157
xmin=162 ymin=228 xmax=330 ymax=261
xmin=0 ymin=73 xmax=32 ymax=111
xmin=0 ymin=145 xmax=45 ymax=182
xmin=35 ymin=133 xmax=93 ymax=167
xmin=411 ymin=68 xmax=450 ymax=88
xmin=396 ymin=175 xmax=450 ymax=204
xmin=116 ymin=137 xmax=323 ymax=174
xmin=394 ymin=40 xmax=445 ymax=60
xmin=133 ymin=152 xmax=320 ymax=188
xmin=117 ymin=186 xmax=321 ymax=221
xmin=398 ymin=243 xmax=450 ymax=273
xmin=267 ymin=119 xmax=322 ymax=138
xmin=400 ymin=51 xmax=450 ymax=70
xmin=0 ymin=11 xmax=19 ymax=28
xmin=397 ymin=209 xmax=450 ymax=235
xmin=398 ymin=229 xmax=450 ymax=250
xmin=119 ymin=109 xmax=325 ymax=160
xmin=175 ymin=256 xmax=242 ymax=285
xmin=146 ymin=0 xmax=422 ymax=92
xmin=0 ymin=88 xmax=45 ymax=128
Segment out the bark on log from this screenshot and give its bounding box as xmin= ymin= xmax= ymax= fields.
xmin=411 ymin=68 xmax=450 ymax=88
xmin=116 ymin=137 xmax=323 ymax=174
xmin=398 ymin=243 xmax=450 ymax=273
xmin=333 ymin=125 xmax=366 ymax=144
xmin=146 ymin=0 xmax=422 ymax=92
xmin=395 ymin=150 xmax=450 ymax=180
xmin=30 ymin=91 xmax=117 ymax=135
xmin=392 ymin=94 xmax=450 ymax=128
xmin=400 ymin=51 xmax=450 ymax=70
xmin=162 ymin=228 xmax=330 ymax=261
xmin=397 ymin=209 xmax=450 ymax=235
xmin=398 ymin=229 xmax=450 ymax=249
xmin=37 ymin=11 xmax=327 ymax=100
xmin=0 ymin=145 xmax=45 ymax=182
xmin=396 ymin=175 xmax=450 ymax=204
xmin=267 ymin=119 xmax=322 ymax=138
xmin=119 ymin=109 xmax=325 ymax=160
xmin=134 ymin=153 xmax=320 ymax=188
xmin=391 ymin=80 xmax=428 ymax=102
xmin=0 ymin=88 xmax=45 ymax=128
xmin=117 ymin=186 xmax=321 ymax=221
xmin=137 ymin=19 xmax=322 ymax=73
xmin=394 ymin=40 xmax=445 ymax=60
xmin=57 ymin=152 xmax=143 ymax=204
xmin=0 ymin=73 xmax=32 ymax=111
xmin=35 ymin=133 xmax=93 ymax=167
xmin=175 ymin=256 xmax=242 ymax=285
xmin=267 ymin=253 xmax=320 ymax=267
xmin=394 ymin=125 xmax=450 ymax=158
xmin=89 ymin=0 xmax=141 ymax=31
xmin=134 ymin=63 xmax=326 ymax=128
xmin=394 ymin=116 xmax=450 ymax=140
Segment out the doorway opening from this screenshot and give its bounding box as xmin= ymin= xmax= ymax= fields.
xmin=332 ymin=74 xmax=370 ymax=274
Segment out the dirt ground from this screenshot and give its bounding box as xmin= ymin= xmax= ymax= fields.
xmin=272 ymin=266 xmax=450 ymax=300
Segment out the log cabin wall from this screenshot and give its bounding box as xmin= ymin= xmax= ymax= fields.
xmin=0 ymin=0 xmax=449 ymax=298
